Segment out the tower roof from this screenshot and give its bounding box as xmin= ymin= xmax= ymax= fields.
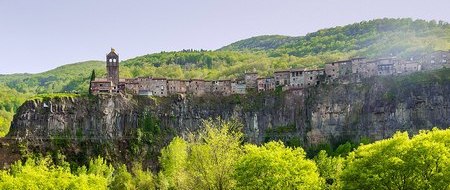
xmin=107 ymin=48 xmax=118 ymax=57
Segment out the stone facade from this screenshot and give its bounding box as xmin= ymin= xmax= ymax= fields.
xmin=290 ymin=69 xmax=305 ymax=88
xmin=91 ymin=79 xmax=113 ymax=94
xmin=106 ymin=48 xmax=120 ymax=90
xmin=245 ymin=72 xmax=258 ymax=89
xmin=188 ymin=79 xmax=206 ymax=96
xmin=231 ymin=80 xmax=246 ymax=94
xmin=395 ymin=61 xmax=421 ymax=75
xmin=91 ymin=49 xmax=449 ymax=97
xmin=168 ymin=79 xmax=188 ymax=94
xmin=211 ymin=80 xmax=232 ymax=96
xmin=274 ymin=70 xmax=290 ymax=86
xmin=257 ymin=78 xmax=275 ymax=92
xmin=420 ymin=50 xmax=450 ymax=70
xmin=152 ymin=78 xmax=168 ymax=97
xmin=304 ymin=69 xmax=324 ymax=87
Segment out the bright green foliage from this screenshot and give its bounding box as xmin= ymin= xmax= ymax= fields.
xmin=314 ymin=150 xmax=344 ymax=189
xmin=159 ymin=137 xmax=189 ymax=189
xmin=87 ymin=156 xmax=114 ymax=181
xmin=110 ymin=163 xmax=156 ymax=190
xmin=234 ymin=141 xmax=323 ymax=190
xmin=110 ymin=164 xmax=134 ymax=190
xmin=0 ymin=156 xmax=108 ymax=190
xmin=185 ymin=119 xmax=243 ymax=190
xmin=341 ymin=129 xmax=450 ymax=190
xmin=159 ymin=118 xmax=244 ymax=190
xmin=0 ymin=85 xmax=28 ymax=137
xmin=131 ymin=163 xmax=156 ymax=190
xmin=222 ymin=18 xmax=450 ymax=58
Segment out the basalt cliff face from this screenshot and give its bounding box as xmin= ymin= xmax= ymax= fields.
xmin=5 ymin=69 xmax=450 ymax=167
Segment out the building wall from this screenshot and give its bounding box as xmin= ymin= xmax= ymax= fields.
xmin=188 ymin=80 xmax=206 ymax=96
xmin=325 ymin=62 xmax=339 ymax=81
xmin=150 ymin=79 xmax=167 ymax=97
xmin=211 ymin=80 xmax=232 ymax=96
xmin=304 ymin=70 xmax=324 ymax=87
xmin=257 ymin=78 xmax=275 ymax=92
xmin=231 ymin=81 xmax=246 ymax=94
xmin=245 ymin=73 xmax=258 ymax=89
xmin=168 ymin=80 xmax=187 ymax=95
xmin=290 ymin=70 xmax=305 ymax=88
xmin=274 ymin=71 xmax=290 ymax=86
xmin=395 ymin=61 xmax=420 ymax=75
xmin=91 ymin=80 xmax=113 ymax=94
xmin=420 ymin=51 xmax=449 ymax=70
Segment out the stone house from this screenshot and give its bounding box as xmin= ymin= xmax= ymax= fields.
xmin=188 ymin=79 xmax=206 ymax=96
xmin=211 ymin=80 xmax=232 ymax=96
xmin=324 ymin=62 xmax=340 ymax=81
xmin=91 ymin=79 xmax=113 ymax=94
xmin=420 ymin=50 xmax=450 ymax=70
xmin=324 ymin=58 xmax=366 ymax=83
xmin=123 ymin=78 xmax=139 ymax=94
xmin=244 ymin=72 xmax=258 ymax=89
xmin=325 ymin=60 xmax=353 ymax=81
xmin=289 ymin=69 xmax=305 ymax=88
xmin=257 ymin=78 xmax=275 ymax=92
xmin=356 ymin=61 xmax=378 ymax=78
xmin=231 ymin=80 xmax=246 ymax=94
xmin=395 ymin=61 xmax=420 ymax=75
xmin=350 ymin=58 xmax=367 ymax=74
xmin=372 ymin=58 xmax=398 ymax=76
xmin=150 ymin=78 xmax=168 ymax=97
xmin=274 ymin=70 xmax=290 ymax=86
xmin=134 ymin=77 xmax=153 ymax=96
xmin=167 ymin=79 xmax=188 ymax=95
xmin=304 ymin=69 xmax=324 ymax=87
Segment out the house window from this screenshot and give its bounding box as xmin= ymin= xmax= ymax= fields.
xmin=431 ymin=60 xmax=435 ymax=63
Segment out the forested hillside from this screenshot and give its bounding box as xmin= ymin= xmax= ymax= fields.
xmin=0 ymin=18 xmax=449 ymax=136
xmin=221 ymin=18 xmax=450 ymax=58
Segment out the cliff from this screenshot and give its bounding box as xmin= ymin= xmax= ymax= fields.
xmin=5 ymin=69 xmax=450 ymax=168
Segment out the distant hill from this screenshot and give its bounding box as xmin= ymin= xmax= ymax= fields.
xmin=0 ymin=61 xmax=105 ymax=94
xmin=220 ymin=18 xmax=450 ymax=58
xmin=1 ymin=18 xmax=450 ymax=136
xmin=219 ymin=35 xmax=298 ymax=51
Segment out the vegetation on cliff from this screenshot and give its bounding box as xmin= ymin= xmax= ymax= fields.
xmin=0 ymin=18 xmax=449 ymax=136
xmin=1 ymin=119 xmax=450 ymax=189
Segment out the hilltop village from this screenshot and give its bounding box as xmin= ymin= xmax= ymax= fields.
xmin=90 ymin=49 xmax=450 ymax=96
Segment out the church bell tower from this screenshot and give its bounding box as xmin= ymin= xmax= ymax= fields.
xmin=106 ymin=48 xmax=119 ymax=88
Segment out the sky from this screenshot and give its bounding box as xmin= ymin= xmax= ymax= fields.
xmin=1 ymin=0 xmax=449 ymax=74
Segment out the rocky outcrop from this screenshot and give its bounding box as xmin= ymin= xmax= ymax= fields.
xmin=6 ymin=69 xmax=450 ymax=167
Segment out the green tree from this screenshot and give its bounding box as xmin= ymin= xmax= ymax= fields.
xmin=159 ymin=118 xmax=243 ymax=190
xmin=110 ymin=164 xmax=133 ymax=190
xmin=185 ymin=119 xmax=243 ymax=190
xmin=341 ymin=128 xmax=450 ymax=190
xmin=234 ymin=141 xmax=323 ymax=190
xmin=314 ymin=150 xmax=344 ymax=189
xmin=158 ymin=137 xmax=189 ymax=189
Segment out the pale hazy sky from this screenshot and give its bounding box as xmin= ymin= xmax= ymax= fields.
xmin=1 ymin=0 xmax=449 ymax=74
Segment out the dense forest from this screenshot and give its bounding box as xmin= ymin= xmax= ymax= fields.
xmin=0 ymin=18 xmax=449 ymax=136
xmin=1 ymin=119 xmax=449 ymax=189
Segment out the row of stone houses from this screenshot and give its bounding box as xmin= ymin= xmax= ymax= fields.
xmin=91 ymin=49 xmax=450 ymax=96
